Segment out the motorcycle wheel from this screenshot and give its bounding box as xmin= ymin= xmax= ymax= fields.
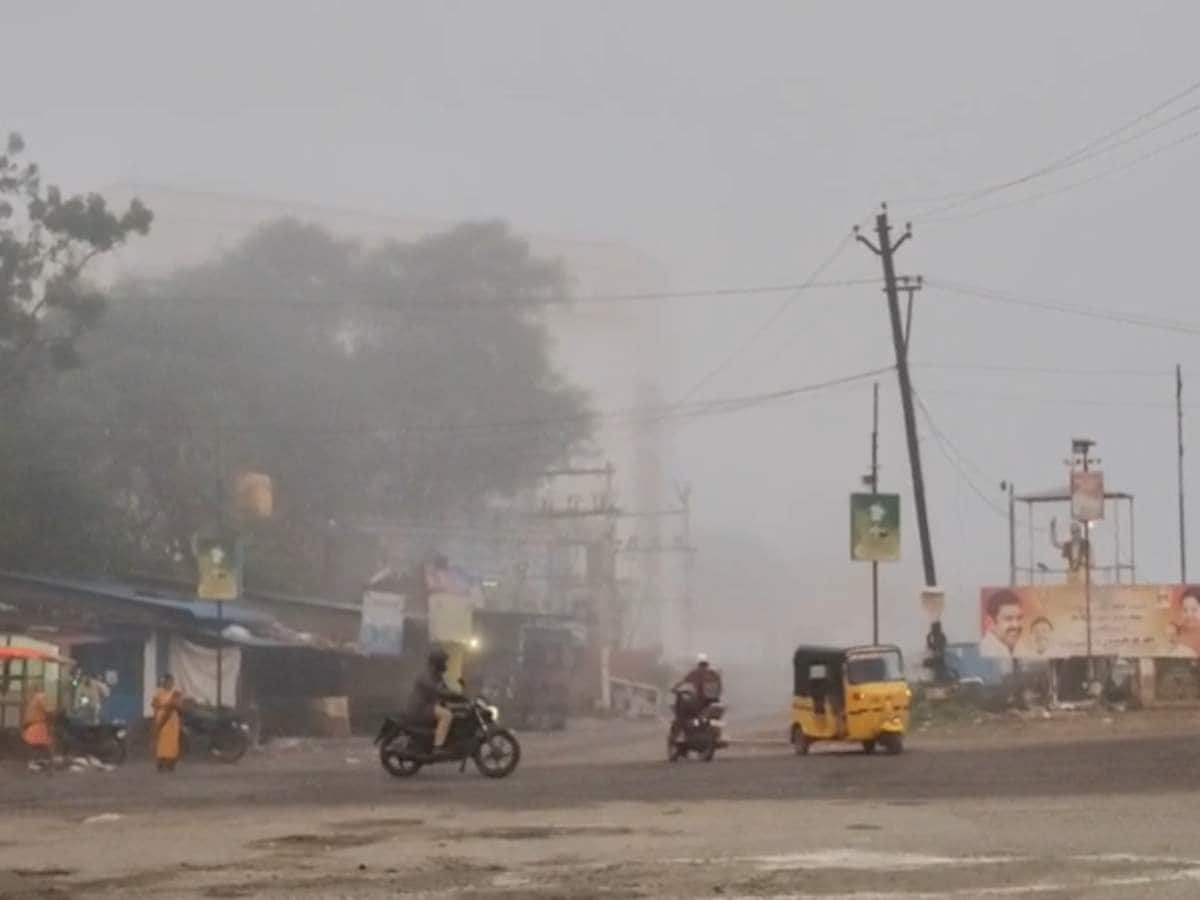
xmin=379 ymin=741 xmax=423 ymax=778
xmin=474 ymin=729 xmax=521 ymax=779
xmin=696 ymin=729 xmax=717 ymax=762
xmin=97 ymin=735 xmax=127 ymax=766
xmin=210 ymin=729 xmax=249 ymax=764
xmin=862 ymin=740 xmax=877 ymax=755
xmin=667 ymin=723 xmax=685 ymax=762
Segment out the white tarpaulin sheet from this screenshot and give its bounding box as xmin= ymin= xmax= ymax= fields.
xmin=168 ymin=639 xmax=241 ymax=706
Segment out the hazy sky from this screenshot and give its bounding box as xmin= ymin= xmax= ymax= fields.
xmin=5 ymin=1 xmax=1200 ymax=648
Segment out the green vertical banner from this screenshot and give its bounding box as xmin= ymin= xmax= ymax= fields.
xmin=850 ymin=493 xmax=901 ymax=562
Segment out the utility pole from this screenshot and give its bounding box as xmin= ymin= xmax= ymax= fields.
xmin=1006 ymin=481 xmax=1016 ymax=587
xmin=856 ymin=206 xmax=937 ymax=589
xmin=1068 ymin=438 xmax=1099 ymax=683
xmin=214 ymin=423 xmax=225 ymax=710
xmin=863 ymin=382 xmax=881 ymax=644
xmin=1178 ymin=364 xmax=1187 ymax=583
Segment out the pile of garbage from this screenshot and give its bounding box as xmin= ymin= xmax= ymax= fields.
xmin=27 ymin=755 xmax=117 ymax=774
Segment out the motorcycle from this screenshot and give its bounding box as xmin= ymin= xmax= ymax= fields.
xmin=667 ymin=686 xmax=726 ymax=762
xmin=375 ymin=697 xmax=521 ymax=779
xmin=55 ymin=713 xmax=128 ymax=766
xmin=180 ymin=703 xmax=251 ymax=763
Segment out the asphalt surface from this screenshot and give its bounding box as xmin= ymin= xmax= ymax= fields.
xmin=5 ymin=718 xmax=1200 ymax=814
xmin=5 ymin=717 xmax=1200 ymax=898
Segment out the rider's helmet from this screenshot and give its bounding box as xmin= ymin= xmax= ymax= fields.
xmin=696 ymin=652 xmax=710 ymax=669
xmin=428 ymin=646 xmax=449 ymax=674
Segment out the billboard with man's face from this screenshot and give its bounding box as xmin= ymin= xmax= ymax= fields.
xmin=979 ymin=585 xmax=1200 ymax=660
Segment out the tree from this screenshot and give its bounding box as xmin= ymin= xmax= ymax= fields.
xmin=0 ymin=132 xmax=152 ymax=390
xmin=42 ymin=218 xmax=593 ymax=594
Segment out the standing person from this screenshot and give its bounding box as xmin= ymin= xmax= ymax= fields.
xmin=21 ymin=680 xmax=53 ymax=772
xmin=151 ymin=674 xmax=183 ymax=773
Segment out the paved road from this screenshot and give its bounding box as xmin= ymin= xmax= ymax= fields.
xmin=5 ymin=720 xmax=1200 ymax=898
xmin=5 ymin=722 xmax=1200 ymax=814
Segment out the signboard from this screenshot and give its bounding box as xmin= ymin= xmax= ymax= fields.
xmin=195 ymin=537 xmax=242 ymax=601
xmin=359 ymin=590 xmax=406 ymax=655
xmin=1070 ymin=471 xmax=1105 ymax=523
xmin=979 ymin=584 xmax=1200 ymax=660
xmin=850 ymin=493 xmax=901 ymax=562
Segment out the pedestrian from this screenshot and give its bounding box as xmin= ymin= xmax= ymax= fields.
xmin=151 ymin=673 xmax=183 ymax=773
xmin=21 ymin=679 xmax=53 ymax=773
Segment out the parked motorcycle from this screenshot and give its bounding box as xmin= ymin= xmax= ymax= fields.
xmin=375 ymin=697 xmax=521 ymax=779
xmin=667 ymin=686 xmax=726 ymax=762
xmin=180 ymin=703 xmax=251 ymax=763
xmin=55 ymin=713 xmax=128 ymax=765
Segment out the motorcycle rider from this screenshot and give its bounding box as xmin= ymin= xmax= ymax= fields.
xmin=674 ymin=653 xmax=722 ymax=721
xmin=406 ymin=646 xmax=463 ymax=755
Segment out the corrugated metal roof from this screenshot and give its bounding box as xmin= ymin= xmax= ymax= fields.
xmin=0 ymin=572 xmax=271 ymax=626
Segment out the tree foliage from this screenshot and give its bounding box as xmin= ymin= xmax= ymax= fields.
xmin=28 ymin=218 xmax=593 ymax=593
xmin=0 ymin=132 xmax=152 ymax=389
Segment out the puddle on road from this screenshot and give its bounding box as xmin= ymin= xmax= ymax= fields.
xmin=12 ymin=866 xmax=76 ymax=877
xmin=451 ymin=825 xmax=636 ymax=841
xmin=247 ymin=832 xmax=385 ymax=852
xmin=329 ymin=816 xmax=425 ymax=831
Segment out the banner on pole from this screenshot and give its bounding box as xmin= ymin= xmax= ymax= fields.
xmin=850 ymin=493 xmax=900 ymax=562
xmin=1071 ymin=471 xmax=1105 ymax=523
xmin=196 ymin=536 xmax=242 ymax=601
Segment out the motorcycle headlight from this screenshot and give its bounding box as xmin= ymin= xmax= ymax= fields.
xmin=116 ymin=729 xmax=127 ymax=739
xmin=238 ymin=722 xmax=250 ymax=733
xmin=486 ymin=705 xmax=500 ymax=723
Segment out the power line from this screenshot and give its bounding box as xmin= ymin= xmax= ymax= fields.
xmin=913 ymin=391 xmax=1010 ymax=521
xmin=19 ymin=364 xmax=893 ymax=442
xmin=920 ymin=385 xmax=1180 ymax=412
xmin=913 ymin=361 xmax=1172 ymax=378
xmin=923 ymin=125 xmax=1200 ymax=224
xmin=912 ymin=75 xmax=1200 ymax=219
xmin=118 ymin=277 xmax=885 ymax=314
xmin=926 ymin=277 xmax=1200 ymax=336
xmin=674 ymin=231 xmax=860 ymax=404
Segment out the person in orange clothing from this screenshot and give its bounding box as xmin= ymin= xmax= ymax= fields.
xmin=151 ymin=673 xmax=183 ymax=772
xmin=22 ymin=681 xmax=53 ymax=771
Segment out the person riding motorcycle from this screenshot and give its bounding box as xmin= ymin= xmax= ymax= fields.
xmin=673 ymin=653 xmax=722 ymax=722
xmin=406 ymin=647 xmax=464 ymax=754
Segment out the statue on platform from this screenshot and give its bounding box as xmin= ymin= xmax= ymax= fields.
xmin=1050 ymin=517 xmax=1089 ymax=585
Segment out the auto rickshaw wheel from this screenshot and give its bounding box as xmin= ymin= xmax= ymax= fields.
xmin=881 ymin=733 xmax=904 ymax=755
xmin=790 ymin=725 xmax=809 ymax=756
xmin=862 ymin=739 xmax=877 ymax=755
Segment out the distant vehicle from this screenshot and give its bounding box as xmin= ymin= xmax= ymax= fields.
xmin=180 ymin=703 xmax=251 ymax=763
xmin=667 ymin=684 xmax=726 ymax=762
xmin=791 ymin=644 xmax=911 ymax=755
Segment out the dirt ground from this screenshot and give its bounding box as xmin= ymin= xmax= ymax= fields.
xmin=4 ymin=709 xmax=1200 ymax=898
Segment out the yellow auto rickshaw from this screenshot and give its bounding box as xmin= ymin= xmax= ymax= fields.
xmin=790 ymin=644 xmax=911 ymax=755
